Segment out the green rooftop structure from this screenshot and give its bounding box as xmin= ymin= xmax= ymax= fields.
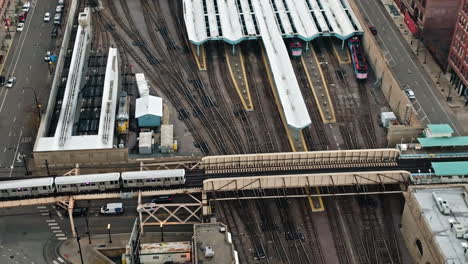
xmin=417 ymin=137 xmax=468 ymax=147
xmin=426 ymin=124 xmax=454 ymax=136
xmin=432 ymin=162 xmax=468 ymax=176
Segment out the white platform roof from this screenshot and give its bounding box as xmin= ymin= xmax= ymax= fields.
xmin=55 ymin=173 xmax=120 ymax=185
xmin=136 ymin=95 xmax=163 ymax=118
xmin=121 ymin=169 xmax=185 ymax=180
xmin=35 ymin=47 xmax=120 ymax=151
xmin=183 ymin=0 xmax=362 ymax=45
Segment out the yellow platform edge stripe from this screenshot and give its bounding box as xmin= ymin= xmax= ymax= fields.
xmin=225 ymin=45 xmax=254 ymax=111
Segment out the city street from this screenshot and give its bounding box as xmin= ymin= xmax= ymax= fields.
xmin=0 ymin=0 xmax=60 ymax=178
xmin=354 ymin=0 xmax=465 ymax=135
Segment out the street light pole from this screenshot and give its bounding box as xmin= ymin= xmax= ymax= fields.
xmin=107 ymin=224 xmax=112 ymax=244
xmin=85 ymin=212 xmax=91 ymax=244
xmin=75 ymin=228 xmax=85 ymax=264
xmin=160 ymin=222 xmax=164 ymax=242
xmin=20 ymin=150 xmax=30 ymax=175
xmin=23 ymin=87 xmax=41 ymax=122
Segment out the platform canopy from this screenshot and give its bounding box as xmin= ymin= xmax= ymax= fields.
xmin=183 ymin=0 xmax=363 ymax=45
xmin=432 ymin=162 xmax=468 ymax=176
xmin=417 ymin=137 xmax=468 ymax=148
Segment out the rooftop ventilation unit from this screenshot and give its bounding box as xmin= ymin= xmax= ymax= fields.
xmin=433 ymin=192 xmax=451 ymax=215
xmin=205 ymin=246 xmax=215 ymax=258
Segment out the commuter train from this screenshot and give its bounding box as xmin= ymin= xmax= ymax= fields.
xmin=348 ymin=37 xmax=368 ymax=80
xmin=0 ymin=169 xmax=186 ymax=199
xmin=290 ymin=41 xmax=303 ymax=57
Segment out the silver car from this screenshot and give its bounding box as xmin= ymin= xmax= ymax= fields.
xmin=405 ymin=88 xmax=416 ymax=100
xmin=6 ymin=77 xmax=16 ymax=88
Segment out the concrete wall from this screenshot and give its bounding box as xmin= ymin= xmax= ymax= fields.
xmin=401 ymin=191 xmax=447 ymax=264
xmin=386 ymin=125 xmax=425 ymax=147
xmin=33 ymin=148 xmax=128 ymax=168
xmin=347 ymin=0 xmax=422 ymax=128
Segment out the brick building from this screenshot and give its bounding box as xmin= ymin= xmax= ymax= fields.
xmin=448 ymin=0 xmax=468 ymax=97
xmin=394 ymin=0 xmax=460 ymax=67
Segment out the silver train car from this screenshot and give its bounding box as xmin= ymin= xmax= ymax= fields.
xmin=55 ymin=173 xmax=121 ymax=193
xmin=122 ymin=169 xmax=185 ymax=188
xmin=0 ymin=178 xmax=54 ymax=198
xmin=0 ymin=169 xmax=186 ymax=199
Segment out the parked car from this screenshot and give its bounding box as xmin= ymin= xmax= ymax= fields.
xmin=54 ymin=13 xmax=62 ymax=25
xmin=44 ymin=51 xmax=51 ymax=62
xmin=151 ymin=195 xmax=173 ymax=203
xmin=100 ymin=203 xmax=124 ymax=215
xmin=369 ymin=25 xmax=377 ymax=35
xmin=0 ymin=76 xmax=5 ymax=87
xmin=44 ymin=12 xmax=50 ymax=22
xmin=22 ymin=2 xmax=30 ymax=12
xmin=51 ymin=26 xmax=58 ymax=38
xmin=18 ymin=14 xmax=26 ymax=23
xmin=6 ymin=77 xmax=16 ymax=88
xmin=16 ymin=23 xmax=24 ymax=32
xmin=55 ymin=5 xmax=63 ymax=13
xmin=64 ymin=207 xmax=88 ymax=217
xmin=405 ymin=88 xmax=416 ymax=100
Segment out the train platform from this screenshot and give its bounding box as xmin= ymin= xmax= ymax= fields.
xmin=224 ymin=44 xmax=253 ymax=111
xmin=331 ymin=39 xmax=351 ymax=64
xmin=301 ymin=48 xmax=337 ymax=123
xmin=262 ymin=48 xmax=308 ymax=152
xmin=190 ymin=43 xmax=206 ymax=71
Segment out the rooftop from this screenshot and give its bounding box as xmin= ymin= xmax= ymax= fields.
xmin=413 ymin=187 xmax=468 ymax=264
xmin=135 ymin=95 xmax=163 ymax=118
xmin=140 ymin=241 xmax=191 ymax=254
xmin=432 ymin=162 xmax=468 ymax=176
xmin=427 ymin=124 xmax=454 ymax=135
xmin=193 ymin=222 xmax=237 ymax=264
xmin=417 ymin=137 xmax=468 ymax=148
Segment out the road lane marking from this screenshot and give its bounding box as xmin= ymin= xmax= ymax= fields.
xmin=57 ymin=237 xmax=67 ymax=240
xmin=46 ymin=220 xmax=55 ymax=222
xmin=51 ymin=226 xmax=60 ymax=229
xmin=8 ymin=127 xmax=22 ymax=177
xmin=361 ymin=0 xmax=461 ymax=135
xmin=48 ymin=223 xmax=58 ymax=226
xmin=41 ymin=213 xmax=49 ymax=216
xmin=55 ymin=233 xmax=65 ymax=237
xmin=0 ymin=0 xmax=38 ymax=113
xmin=57 ymin=257 xmax=65 ymax=263
xmin=53 ymin=230 xmax=62 ymax=233
xmin=37 ymin=206 xmax=46 ymax=209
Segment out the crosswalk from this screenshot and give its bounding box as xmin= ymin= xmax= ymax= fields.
xmin=37 ymin=205 xmax=68 ymax=241
xmin=52 ymin=256 xmax=65 ymax=264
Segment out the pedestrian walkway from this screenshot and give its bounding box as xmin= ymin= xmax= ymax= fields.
xmin=59 ymin=232 xmax=193 ymax=264
xmin=378 ymin=0 xmax=468 ymax=132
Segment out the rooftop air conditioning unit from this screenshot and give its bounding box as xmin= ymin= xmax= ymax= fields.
xmin=205 ymin=246 xmax=215 ymax=258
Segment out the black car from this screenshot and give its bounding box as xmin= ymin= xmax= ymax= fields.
xmin=64 ymin=207 xmax=88 ymax=217
xmin=0 ymin=76 xmax=5 ymax=87
xmin=51 ymin=27 xmax=58 ymax=38
xmin=151 ymin=195 xmax=173 ymax=203
xmin=369 ymin=25 xmax=377 ymax=36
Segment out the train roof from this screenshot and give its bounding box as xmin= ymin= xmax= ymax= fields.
xmin=0 ymin=177 xmax=54 ymax=190
xmin=121 ymin=169 xmax=185 ymax=180
xmin=55 ymin=173 xmax=120 ymax=185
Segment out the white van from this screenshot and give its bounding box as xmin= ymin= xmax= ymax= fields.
xmin=100 ymin=203 xmax=124 ymax=215
xmin=54 ymin=13 xmax=61 ymax=25
xmin=58 ymin=0 xmax=64 ymax=6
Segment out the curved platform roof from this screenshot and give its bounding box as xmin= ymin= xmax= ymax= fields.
xmin=183 ymin=0 xmax=363 ymax=45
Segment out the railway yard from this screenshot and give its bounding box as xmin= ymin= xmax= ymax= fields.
xmin=86 ymin=0 xmax=388 ymax=155
xmin=3 ymin=0 xmax=456 ymax=263
xmin=70 ymin=0 xmax=411 ymax=263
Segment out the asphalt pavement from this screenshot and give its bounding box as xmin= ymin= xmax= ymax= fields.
xmin=353 ymin=0 xmax=465 ymax=135
xmin=0 ymin=0 xmax=60 ymax=178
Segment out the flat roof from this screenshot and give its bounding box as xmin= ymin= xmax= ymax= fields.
xmin=0 ymin=178 xmax=54 ymax=190
xmin=136 ymin=95 xmax=163 ymax=118
xmin=193 ymin=223 xmax=237 ymax=264
xmin=432 ymin=162 xmax=468 ymax=176
xmin=55 ymin=173 xmax=120 ymax=185
xmin=417 ymin=137 xmax=468 ymax=147
xmin=140 ymin=241 xmax=191 ymax=254
xmin=413 ymin=187 xmax=468 ymax=264
xmin=183 ymin=0 xmax=362 ymax=44
xmin=121 ymin=169 xmax=185 ymax=180
xmin=427 ymin=124 xmax=454 ymax=134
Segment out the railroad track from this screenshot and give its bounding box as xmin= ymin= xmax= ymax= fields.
xmin=298 ymin=197 xmax=325 ymax=263
xmin=326 ymin=198 xmax=352 ymax=264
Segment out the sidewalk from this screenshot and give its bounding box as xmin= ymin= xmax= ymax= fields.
xmin=378 ymin=0 xmax=468 ymax=131
xmin=59 ymin=232 xmax=193 ymax=264
xmin=0 ymin=0 xmax=20 ymax=76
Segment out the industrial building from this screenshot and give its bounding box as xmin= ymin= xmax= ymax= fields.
xmin=136 ymin=95 xmax=163 ymax=128
xmin=448 ymin=0 xmax=468 ymax=97
xmin=402 ymin=185 xmax=468 ymax=264
xmin=394 ymin=0 xmax=461 ymax=66
xmin=192 ymin=222 xmax=238 ymax=264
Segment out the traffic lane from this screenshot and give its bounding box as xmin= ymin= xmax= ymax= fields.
xmin=355 ymin=0 xmax=463 ymax=135
xmin=0 ymin=205 xmax=59 ymax=264
xmin=0 ymin=0 xmax=58 ymax=173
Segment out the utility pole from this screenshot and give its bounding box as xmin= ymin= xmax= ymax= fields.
xmin=45 ymin=160 xmax=50 ymax=176
xmin=75 ymin=228 xmax=84 ymax=264
xmin=107 ymin=224 xmax=112 ymax=244
xmin=20 ymin=150 xmax=30 ymax=175
xmin=85 ymin=212 xmax=91 ymax=244
xmin=23 ymin=87 xmax=41 ymax=122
